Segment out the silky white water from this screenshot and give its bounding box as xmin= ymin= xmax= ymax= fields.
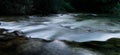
xmin=0 ymin=14 xmax=120 ymax=42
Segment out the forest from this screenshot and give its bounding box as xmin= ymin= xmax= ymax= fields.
xmin=0 ymin=0 xmax=119 ymax=16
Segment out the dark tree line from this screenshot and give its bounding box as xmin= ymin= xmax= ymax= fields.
xmin=0 ymin=0 xmax=33 ymax=15
xmin=72 ymin=0 xmax=119 ymax=13
xmin=0 ymin=0 xmax=119 ymax=15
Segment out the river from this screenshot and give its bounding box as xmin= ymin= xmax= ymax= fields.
xmin=1 ymin=14 xmax=120 ymax=55
xmin=0 ymin=14 xmax=120 ymax=42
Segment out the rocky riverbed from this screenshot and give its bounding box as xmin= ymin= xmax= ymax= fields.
xmin=0 ymin=14 xmax=120 ymax=55
xmin=0 ymin=28 xmax=120 ymax=55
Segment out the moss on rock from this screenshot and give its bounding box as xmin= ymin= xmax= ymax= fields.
xmin=64 ymin=38 xmax=120 ymax=55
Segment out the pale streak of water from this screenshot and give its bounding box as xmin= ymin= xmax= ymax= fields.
xmin=0 ymin=14 xmax=120 ymax=42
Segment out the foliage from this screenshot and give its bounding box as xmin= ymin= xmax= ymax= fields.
xmin=71 ymin=0 xmax=119 ymax=14
xmin=111 ymin=2 xmax=120 ymax=16
xmin=0 ymin=0 xmax=119 ymax=15
xmin=0 ymin=0 xmax=33 ymax=15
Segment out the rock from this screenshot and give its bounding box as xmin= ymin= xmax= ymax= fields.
xmin=0 ymin=28 xmax=73 ymax=55
xmin=0 ymin=28 xmax=8 ymax=35
xmin=10 ymin=30 xmax=26 ymax=37
xmin=17 ymin=39 xmax=73 ymax=55
xmin=0 ymin=28 xmax=27 ymax=41
xmin=0 ymin=33 xmax=28 ymax=55
xmin=64 ymin=38 xmax=120 ymax=55
xmin=17 ymin=39 xmax=44 ymax=55
xmin=38 ymin=40 xmax=73 ymax=55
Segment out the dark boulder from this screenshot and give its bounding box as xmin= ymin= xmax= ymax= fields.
xmin=0 ymin=28 xmax=27 ymax=41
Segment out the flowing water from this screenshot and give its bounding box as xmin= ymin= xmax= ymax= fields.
xmin=0 ymin=14 xmax=120 ymax=55
xmin=0 ymin=14 xmax=120 ymax=42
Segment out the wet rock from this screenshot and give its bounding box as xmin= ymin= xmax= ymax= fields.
xmin=73 ymin=48 xmax=102 ymax=55
xmin=10 ymin=30 xmax=26 ymax=37
xmin=0 ymin=28 xmax=27 ymax=41
xmin=64 ymin=38 xmax=120 ymax=55
xmin=0 ymin=28 xmax=8 ymax=35
xmin=0 ymin=37 xmax=27 ymax=55
xmin=0 ymin=28 xmax=73 ymax=55
xmin=38 ymin=40 xmax=73 ymax=55
xmin=17 ymin=39 xmax=45 ymax=55
xmin=17 ymin=40 xmax=73 ymax=55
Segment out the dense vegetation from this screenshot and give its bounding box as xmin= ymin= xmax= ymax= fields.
xmin=0 ymin=0 xmax=120 ymax=16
